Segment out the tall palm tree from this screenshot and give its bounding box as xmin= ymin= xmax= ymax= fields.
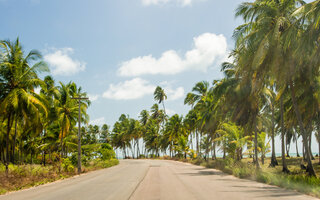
xmin=55 ymin=82 xmax=85 ymax=168
xmin=0 ymin=38 xmax=48 ymax=175
xmin=164 ymin=114 xmax=185 ymax=157
xmin=154 ymin=86 xmax=167 ymax=116
xmin=234 ymin=0 xmax=314 ymax=174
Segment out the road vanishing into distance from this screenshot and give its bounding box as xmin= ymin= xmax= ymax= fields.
xmin=0 ymin=160 xmax=317 ymax=200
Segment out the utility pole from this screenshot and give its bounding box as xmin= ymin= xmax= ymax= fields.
xmin=72 ymin=97 xmax=88 ymax=174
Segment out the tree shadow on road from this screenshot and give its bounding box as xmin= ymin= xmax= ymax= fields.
xmin=220 ymin=185 xmax=307 ymax=198
xmin=179 ymin=170 xmax=227 ymax=176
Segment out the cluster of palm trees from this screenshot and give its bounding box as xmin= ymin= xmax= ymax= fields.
xmin=111 ymin=90 xmax=187 ymax=159
xmin=111 ymin=0 xmax=320 ymax=177
xmin=0 ymin=38 xmax=91 ymax=175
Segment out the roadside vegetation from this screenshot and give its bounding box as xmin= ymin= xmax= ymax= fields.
xmin=110 ymin=0 xmax=320 ymax=197
xmin=0 ymin=39 xmax=118 ymax=194
xmin=2 ymin=0 xmax=320 ymax=197
xmin=176 ymin=157 xmax=320 ymax=198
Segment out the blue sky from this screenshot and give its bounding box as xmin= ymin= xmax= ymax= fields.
xmin=1 ymin=0 xmax=317 ymax=152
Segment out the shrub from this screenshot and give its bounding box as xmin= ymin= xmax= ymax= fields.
xmin=139 ymin=154 xmax=146 ymax=159
xmin=81 ymin=156 xmax=90 ymax=166
xmin=62 ymin=158 xmax=74 ymax=173
xmin=99 ymin=144 xmax=116 ymax=160
xmin=70 ymin=153 xmax=78 ymax=166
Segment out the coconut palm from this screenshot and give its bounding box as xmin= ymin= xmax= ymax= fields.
xmin=0 ymin=38 xmax=48 ymax=175
xmin=164 ymin=114 xmax=185 ymax=157
xmin=154 ymin=86 xmax=167 ymax=116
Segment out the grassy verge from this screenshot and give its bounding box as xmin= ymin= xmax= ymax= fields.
xmin=166 ymin=156 xmax=320 ymax=198
xmin=0 ymin=159 xmax=119 ymax=195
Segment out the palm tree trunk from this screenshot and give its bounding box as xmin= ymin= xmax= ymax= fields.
xmin=190 ymin=133 xmax=193 ymax=151
xmin=170 ymin=141 xmax=173 ymax=158
xmin=302 ymin=141 xmax=306 ymax=161
xmin=59 ymin=131 xmax=63 ymax=173
xmin=308 ymin=134 xmax=315 ymax=160
xmin=270 ymin=103 xmax=278 ymax=167
xmin=162 ymin=101 xmax=166 ymax=116
xmin=130 ymin=143 xmax=135 ymax=159
xmin=12 ymin=118 xmax=18 ymax=165
xmin=280 ymin=96 xmax=289 ymax=173
xmin=289 ymin=80 xmax=315 ymax=176
xmin=254 ymin=116 xmax=260 ymax=169
xmin=136 ymin=140 xmax=140 ymax=158
xmin=196 ymin=130 xmax=199 ymax=157
xmin=286 ymin=141 xmax=290 ymax=157
xmin=212 ymin=141 xmax=216 ymax=160
xmin=5 ymin=113 xmax=12 ymax=177
xmin=296 ymin=137 xmax=300 ymax=157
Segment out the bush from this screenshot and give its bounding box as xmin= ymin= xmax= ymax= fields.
xmin=61 ymin=158 xmax=74 ymax=173
xmin=81 ymin=155 xmax=90 ymax=166
xmin=139 ymin=154 xmax=146 ymax=159
xmin=191 ymin=158 xmax=205 ymax=165
xmin=99 ymin=144 xmax=116 ymax=160
xmin=70 ymin=153 xmax=78 ymax=166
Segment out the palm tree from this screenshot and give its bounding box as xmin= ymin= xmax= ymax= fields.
xmin=216 ymin=122 xmax=249 ymax=161
xmin=164 ymin=114 xmax=185 ymax=157
xmin=234 ymin=0 xmax=314 ymax=174
xmin=56 ymin=82 xmax=88 ymax=169
xmin=100 ymin=124 xmax=110 ymax=143
xmin=0 ymin=38 xmax=48 ymax=175
xmin=184 ymin=81 xmax=210 ymax=156
xmin=154 ymin=86 xmax=167 ymax=116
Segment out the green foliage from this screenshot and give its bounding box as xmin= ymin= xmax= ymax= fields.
xmin=255 ymin=172 xmax=320 ymax=197
xmin=61 ymin=158 xmax=74 ymax=173
xmin=0 ymin=188 xmax=7 ymax=195
xmin=93 ymin=159 xmax=119 ymax=168
xmin=81 ymin=155 xmax=90 ymax=167
xmin=99 ymin=143 xmax=116 ymax=160
xmin=70 ymin=153 xmax=78 ymax=166
xmin=187 ymin=157 xmax=320 ymax=198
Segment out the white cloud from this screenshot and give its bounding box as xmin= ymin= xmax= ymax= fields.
xmin=160 ymin=81 xmax=185 ymax=101
xmin=167 ymin=87 xmax=184 ymax=101
xmin=166 ymin=108 xmax=176 ymax=116
xmin=44 ymin=48 xmax=86 ymax=76
xmin=34 ymin=87 xmax=41 ymax=94
xmin=141 ymin=0 xmax=204 ymax=6
xmin=102 ymin=78 xmax=184 ymax=101
xmin=118 ymin=33 xmax=227 ymax=77
xmin=90 ymin=117 xmax=106 ymax=126
xmin=102 ymin=78 xmax=156 ymax=100
xmin=88 ymin=94 xmax=99 ymax=102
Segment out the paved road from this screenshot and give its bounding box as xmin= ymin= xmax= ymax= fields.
xmin=0 ymin=160 xmax=317 ymax=200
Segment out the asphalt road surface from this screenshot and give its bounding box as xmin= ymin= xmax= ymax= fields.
xmin=0 ymin=160 xmax=317 ymax=200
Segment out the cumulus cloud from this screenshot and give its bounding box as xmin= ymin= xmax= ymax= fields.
xmin=88 ymin=94 xmax=99 ymax=102
xmin=102 ymin=78 xmax=155 ymax=100
xmin=44 ymin=48 xmax=86 ymax=76
xmin=102 ymin=78 xmax=185 ymax=101
xmin=160 ymin=81 xmax=185 ymax=101
xmin=167 ymin=87 xmax=184 ymax=100
xmin=118 ymin=33 xmax=227 ymax=77
xmin=90 ymin=117 xmax=106 ymax=126
xmin=166 ymin=108 xmax=176 ymax=116
xmin=141 ymin=0 xmax=204 ymax=6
